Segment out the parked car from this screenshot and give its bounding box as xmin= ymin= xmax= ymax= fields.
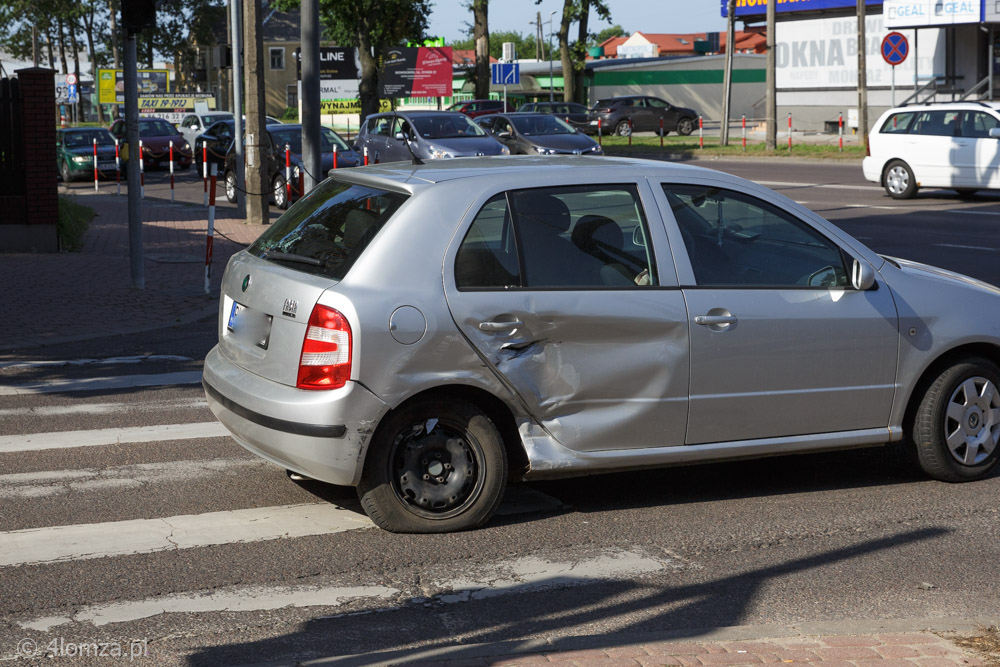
xmin=446 ymin=99 xmax=514 ymax=118
xmin=863 ymin=102 xmax=1000 ymax=199
xmin=56 ymin=127 xmax=119 ymax=183
xmin=203 ymin=155 xmax=1000 ymax=534
xmin=109 ymin=117 xmax=192 ymax=170
xmin=223 ymin=124 xmax=360 ymax=209
xmin=177 ymin=111 xmax=235 ymax=150
xmin=516 ymin=101 xmax=594 ymax=133
xmin=476 ymin=113 xmax=602 ymax=155
xmin=588 ymin=95 xmax=698 ymax=137
xmin=354 ymin=111 xmax=508 ymax=164
xmin=193 ymin=119 xmax=236 ymax=174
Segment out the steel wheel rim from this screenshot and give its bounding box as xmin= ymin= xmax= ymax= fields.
xmin=274 ymin=179 xmax=286 ymax=207
xmin=226 ymin=173 xmax=236 ymax=200
xmin=944 ymin=375 xmax=1000 ymax=466
xmin=678 ymin=119 xmax=692 ymax=135
xmin=886 ymin=165 xmax=909 ymax=195
xmin=617 ymin=122 xmax=631 ymax=137
xmin=390 ymin=417 xmax=485 ymax=519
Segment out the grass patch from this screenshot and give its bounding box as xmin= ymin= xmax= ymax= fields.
xmin=598 ymin=135 xmax=866 ymax=160
xmin=58 ymin=195 xmax=94 ymax=252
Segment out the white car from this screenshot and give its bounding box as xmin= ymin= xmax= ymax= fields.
xmin=863 ymin=102 xmax=1000 ymax=199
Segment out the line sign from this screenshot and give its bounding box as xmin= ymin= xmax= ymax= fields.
xmin=491 ymin=63 xmax=519 ymax=86
xmin=881 ymin=31 xmax=909 ymax=66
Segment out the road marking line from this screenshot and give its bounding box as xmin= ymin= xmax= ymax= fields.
xmin=944 ymin=209 xmax=1000 ymax=216
xmin=0 ymin=371 xmax=204 ymax=396
xmin=0 ymin=398 xmax=208 ymax=418
xmin=0 ymin=422 xmax=230 ymax=453
xmin=756 ymin=180 xmax=883 ymax=192
xmin=0 ymin=458 xmax=267 ymax=499
xmin=0 ymin=503 xmax=374 ymax=568
xmin=0 ymin=355 xmax=192 ymax=370
xmin=935 ymin=243 xmax=998 ymax=251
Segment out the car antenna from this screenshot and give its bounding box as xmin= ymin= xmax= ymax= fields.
xmin=392 ymin=112 xmax=424 ymax=166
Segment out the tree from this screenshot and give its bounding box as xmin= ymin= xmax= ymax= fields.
xmin=452 ymin=30 xmax=545 ymax=62
xmin=472 ymin=0 xmax=488 ymax=100
xmin=273 ymin=0 xmax=431 ymax=121
xmin=593 ymin=24 xmax=626 ymax=48
xmin=534 ymin=0 xmax=609 ymax=103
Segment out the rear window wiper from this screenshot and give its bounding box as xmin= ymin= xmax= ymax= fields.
xmin=263 ymin=250 xmax=322 ymax=266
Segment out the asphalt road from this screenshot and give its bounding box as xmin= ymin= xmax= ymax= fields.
xmin=16 ymin=159 xmax=1000 ymax=665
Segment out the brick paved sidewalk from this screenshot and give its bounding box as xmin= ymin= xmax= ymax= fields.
xmin=1 ymin=192 xmax=268 ymax=353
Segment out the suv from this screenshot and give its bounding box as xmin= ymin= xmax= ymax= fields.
xmin=446 ymin=99 xmax=513 ymax=118
xmin=863 ymin=102 xmax=1000 ymax=199
xmin=588 ymin=96 xmax=698 ymax=137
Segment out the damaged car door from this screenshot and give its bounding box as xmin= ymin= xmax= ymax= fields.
xmin=444 ymin=183 xmax=690 ymax=453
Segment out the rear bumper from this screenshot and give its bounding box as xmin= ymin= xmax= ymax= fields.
xmin=862 ymin=157 xmax=883 ymax=184
xmin=202 ymin=345 xmax=391 ymax=486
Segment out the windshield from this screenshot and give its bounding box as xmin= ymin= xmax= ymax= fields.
xmin=202 ymin=113 xmax=233 ymax=125
xmin=248 ymin=180 xmax=409 ymax=280
xmin=269 ymin=127 xmax=350 ymax=153
xmin=63 ymin=130 xmax=116 ymax=148
xmin=139 ymin=120 xmax=178 ymax=137
xmin=510 ymin=115 xmax=575 ymax=136
xmin=409 ymin=114 xmax=487 ymax=139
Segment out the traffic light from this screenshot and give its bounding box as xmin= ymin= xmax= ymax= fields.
xmin=122 ymin=0 xmax=156 ymax=36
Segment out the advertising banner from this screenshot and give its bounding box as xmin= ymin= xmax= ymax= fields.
xmin=319 ymin=99 xmax=392 ymax=115
xmin=138 ymin=93 xmax=215 ymax=124
xmin=379 ymin=47 xmax=453 ymax=97
xmin=884 ymin=0 xmax=982 ymax=27
xmin=97 ymin=68 xmax=170 ymax=105
xmin=725 ymin=0 xmax=882 ymax=18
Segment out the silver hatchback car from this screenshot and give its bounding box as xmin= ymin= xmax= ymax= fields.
xmin=203 ymin=156 xmax=1000 ymax=533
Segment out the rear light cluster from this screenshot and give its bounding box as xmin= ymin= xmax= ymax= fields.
xmin=297 ymin=305 xmax=352 ymax=390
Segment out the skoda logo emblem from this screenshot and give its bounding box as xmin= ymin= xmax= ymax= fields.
xmin=241 ymin=275 xmax=251 ymax=292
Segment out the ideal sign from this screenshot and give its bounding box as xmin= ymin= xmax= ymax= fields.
xmin=884 ymin=0 xmax=982 ymax=27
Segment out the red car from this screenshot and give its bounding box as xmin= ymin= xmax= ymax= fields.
xmin=446 ymin=99 xmax=514 ymax=118
xmin=109 ymin=117 xmax=193 ymax=170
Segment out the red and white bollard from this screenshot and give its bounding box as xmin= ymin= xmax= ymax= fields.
xmin=332 ymin=144 xmax=338 ymax=170
xmin=788 ymin=113 xmax=793 ymax=150
xmin=597 ymin=119 xmax=602 ymax=146
xmin=169 ymin=140 xmax=175 ymax=203
xmin=838 ymin=112 xmax=844 ymax=152
xmin=205 ymin=163 xmax=217 ymax=295
xmin=285 ymin=144 xmax=292 ymax=204
xmin=93 ymin=138 xmax=99 ymax=191
xmin=115 ymin=139 xmax=121 ymax=195
xmin=203 ymin=144 xmax=209 ymax=206
xmin=659 ymin=118 xmax=664 ymax=147
xmin=627 ymin=119 xmax=632 ymax=146
xmin=139 ymin=139 xmax=144 ymax=199
xmin=699 ymin=116 xmax=704 ymax=149
xmin=742 ymin=115 xmax=747 ymax=152
xmin=363 ymin=146 xmax=369 ymax=166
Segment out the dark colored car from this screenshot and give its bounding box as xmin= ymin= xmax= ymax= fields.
xmin=56 ymin=127 xmax=119 ymax=183
xmin=109 ymin=117 xmax=193 ymax=170
xmin=193 ymin=119 xmax=236 ymax=174
xmin=446 ymin=99 xmax=514 ymax=118
xmin=476 ymin=113 xmax=602 ymax=156
xmin=588 ymin=96 xmax=698 ymax=137
xmin=516 ymin=101 xmax=595 ymax=134
xmin=223 ymin=124 xmax=360 ymax=209
xmin=354 ymin=111 xmax=508 ymax=164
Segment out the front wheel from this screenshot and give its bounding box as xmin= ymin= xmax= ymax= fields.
xmin=358 ymin=398 xmax=508 ymax=533
xmin=883 ymin=160 xmax=917 ymax=199
xmin=224 ymin=169 xmax=237 ymax=203
xmin=615 ymin=120 xmax=632 ymax=137
xmin=272 ymin=174 xmax=289 ymax=209
xmin=60 ymin=160 xmax=73 ymax=184
xmin=912 ymin=358 xmax=1000 ymax=482
xmin=676 ymin=117 xmax=695 ymax=136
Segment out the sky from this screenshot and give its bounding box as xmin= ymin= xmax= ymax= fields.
xmin=426 ymin=0 xmax=729 ymax=44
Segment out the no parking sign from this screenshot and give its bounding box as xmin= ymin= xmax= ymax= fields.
xmin=881 ymin=32 xmax=909 ymax=67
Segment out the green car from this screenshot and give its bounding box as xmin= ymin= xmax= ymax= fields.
xmin=57 ymin=128 xmax=119 ymax=183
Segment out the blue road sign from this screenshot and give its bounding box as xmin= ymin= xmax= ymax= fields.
xmin=491 ymin=63 xmax=520 ymax=86
xmin=881 ymin=32 xmax=909 ymax=67
xmin=67 ymin=83 xmax=78 ymax=103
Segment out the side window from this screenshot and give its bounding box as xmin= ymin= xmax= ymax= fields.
xmin=913 ymin=110 xmax=958 ymax=136
xmin=647 ymin=98 xmax=670 ymax=109
xmin=662 ymin=184 xmax=849 ymax=288
xmin=961 ymin=111 xmax=1000 ymax=138
xmin=371 ymin=118 xmax=391 ymax=137
xmin=879 ymin=111 xmax=917 ymax=133
xmin=513 ymin=186 xmax=657 ymax=288
xmin=455 ymin=194 xmax=521 ymax=289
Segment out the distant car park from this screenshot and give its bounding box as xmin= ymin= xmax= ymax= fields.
xmin=177 ymin=112 xmax=235 ymax=150
xmin=354 ymin=111 xmax=508 ymax=163
xmin=57 ymin=127 xmax=118 ymax=183
xmin=446 ymin=99 xmax=514 ymax=118
xmin=516 ymin=101 xmax=594 ymax=134
xmin=476 ymin=113 xmax=602 ymax=155
xmin=589 ymin=96 xmax=698 ymax=137
xmin=110 ymin=117 xmax=192 ymax=170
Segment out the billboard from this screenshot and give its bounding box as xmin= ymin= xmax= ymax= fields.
xmin=97 ymin=68 xmax=170 ymax=105
xmin=884 ymin=0 xmax=982 ymax=27
xmin=725 ymin=0 xmax=882 ymax=18
xmin=379 ymin=47 xmax=453 ymax=97
xmin=138 ymin=93 xmax=215 ymax=124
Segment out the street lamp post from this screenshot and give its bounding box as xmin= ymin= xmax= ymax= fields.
xmin=548 ymin=10 xmax=556 ymax=102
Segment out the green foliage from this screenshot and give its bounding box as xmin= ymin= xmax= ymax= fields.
xmin=57 ymin=195 xmax=94 ymax=252
xmin=452 ymin=30 xmax=551 ymax=61
xmin=281 ymin=106 xmax=299 ymax=121
xmin=593 ymin=25 xmax=627 ymax=46
xmin=599 ymin=135 xmax=867 ymax=160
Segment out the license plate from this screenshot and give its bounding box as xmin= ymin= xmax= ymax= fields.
xmin=98 ymin=161 xmax=116 ymax=170
xmin=227 ymin=301 xmax=272 ymax=350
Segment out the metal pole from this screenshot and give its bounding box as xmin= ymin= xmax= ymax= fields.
xmin=125 ymin=33 xmax=143 ymax=289
xmin=720 ymin=0 xmax=736 ymax=146
xmin=548 ymin=10 xmax=556 ymax=102
xmin=766 ymin=0 xmax=776 ymax=150
xmin=301 ymin=0 xmax=321 ymax=191
xmin=229 ymin=0 xmax=245 ymax=215
xmin=857 ymin=0 xmax=869 ymax=141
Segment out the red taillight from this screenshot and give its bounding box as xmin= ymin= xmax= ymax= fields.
xmin=297 ymin=305 xmax=352 ymax=390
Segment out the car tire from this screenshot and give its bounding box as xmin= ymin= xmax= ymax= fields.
xmin=883 ymin=160 xmax=917 ymax=199
xmin=273 ymin=174 xmax=289 ymax=210
xmin=60 ymin=160 xmax=73 ymax=184
xmin=357 ymin=398 xmax=508 ymax=533
xmin=615 ymin=120 xmax=632 ymax=137
xmin=912 ymin=358 xmax=1000 ymax=482
xmin=676 ymin=117 xmax=695 ymax=136
xmin=224 ymin=169 xmax=237 ymax=203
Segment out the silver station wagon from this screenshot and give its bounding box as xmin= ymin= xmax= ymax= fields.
xmin=203 ymin=156 xmax=1000 ymax=533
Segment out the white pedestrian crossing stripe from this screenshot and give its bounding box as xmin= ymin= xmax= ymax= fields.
xmin=0 ymin=371 xmax=204 ymax=396
xmin=0 ymin=422 xmax=230 ymax=453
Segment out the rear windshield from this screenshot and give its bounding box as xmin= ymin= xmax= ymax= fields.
xmin=139 ymin=120 xmax=177 ymax=137
xmin=248 ymin=180 xmax=408 ymax=280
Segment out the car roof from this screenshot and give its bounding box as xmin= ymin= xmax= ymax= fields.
xmin=886 ymin=101 xmax=1000 ymax=112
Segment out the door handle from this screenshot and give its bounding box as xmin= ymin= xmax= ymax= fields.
xmin=479 ymin=320 xmax=524 ymax=332
xmin=695 ymin=315 xmax=738 ymax=326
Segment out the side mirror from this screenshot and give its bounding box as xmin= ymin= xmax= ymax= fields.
xmin=498 ymin=131 xmax=512 ymax=140
xmin=989 ymin=128 xmax=1000 ymax=139
xmin=852 ymin=259 xmax=876 ymax=291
